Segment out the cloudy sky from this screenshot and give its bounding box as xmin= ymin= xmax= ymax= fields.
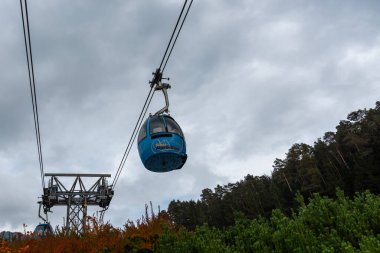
xmin=1 ymin=0 xmax=379 ymax=231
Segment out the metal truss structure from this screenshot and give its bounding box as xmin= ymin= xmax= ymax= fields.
xmin=39 ymin=173 xmax=114 ymax=234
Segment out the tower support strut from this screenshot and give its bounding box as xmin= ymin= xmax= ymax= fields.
xmin=39 ymin=173 xmax=114 ymax=234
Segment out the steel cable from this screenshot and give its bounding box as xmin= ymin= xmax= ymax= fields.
xmin=111 ymin=0 xmax=194 ymax=190
xmin=112 ymin=86 xmax=156 ymax=189
xmin=162 ymin=0 xmax=193 ymax=72
xmin=20 ymin=0 xmax=45 ymax=189
xmin=159 ymin=0 xmax=188 ymax=70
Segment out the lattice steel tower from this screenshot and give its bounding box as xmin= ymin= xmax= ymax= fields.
xmin=39 ymin=173 xmax=114 ymax=234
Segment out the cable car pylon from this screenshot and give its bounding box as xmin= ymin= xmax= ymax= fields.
xmin=39 ymin=173 xmax=113 ymax=234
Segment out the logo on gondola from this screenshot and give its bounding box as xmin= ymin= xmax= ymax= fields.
xmin=151 ymin=139 xmax=180 ymax=153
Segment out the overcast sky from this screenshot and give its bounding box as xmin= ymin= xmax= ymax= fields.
xmin=0 ymin=0 xmax=379 ymax=231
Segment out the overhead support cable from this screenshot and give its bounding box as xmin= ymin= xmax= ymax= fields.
xmin=112 ymin=0 xmax=194 ymax=190
xmin=162 ymin=0 xmax=193 ymax=72
xmin=20 ymin=0 xmax=45 ymax=189
xmin=112 ymin=86 xmax=156 ymax=189
xmin=159 ymin=0 xmax=188 ymax=70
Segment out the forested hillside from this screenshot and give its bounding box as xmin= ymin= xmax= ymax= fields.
xmin=3 ymin=190 xmax=380 ymax=252
xmin=167 ymin=101 xmax=380 ymax=229
xmin=157 ymin=190 xmax=380 ymax=253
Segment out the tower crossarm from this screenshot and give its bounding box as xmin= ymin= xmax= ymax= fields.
xmin=39 ymin=173 xmax=114 ymax=234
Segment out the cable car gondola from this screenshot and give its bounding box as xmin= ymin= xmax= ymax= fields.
xmin=34 ymin=223 xmax=53 ymax=237
xmin=138 ymin=114 xmax=187 ymax=172
xmin=137 ymin=78 xmax=187 ymax=172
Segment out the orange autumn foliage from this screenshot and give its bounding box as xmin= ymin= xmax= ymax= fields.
xmin=2 ymin=204 xmax=177 ymax=253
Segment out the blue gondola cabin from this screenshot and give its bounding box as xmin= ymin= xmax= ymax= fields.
xmin=137 ymin=114 xmax=187 ymax=172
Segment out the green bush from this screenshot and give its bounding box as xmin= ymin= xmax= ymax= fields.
xmin=156 ymin=190 xmax=380 ymax=253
